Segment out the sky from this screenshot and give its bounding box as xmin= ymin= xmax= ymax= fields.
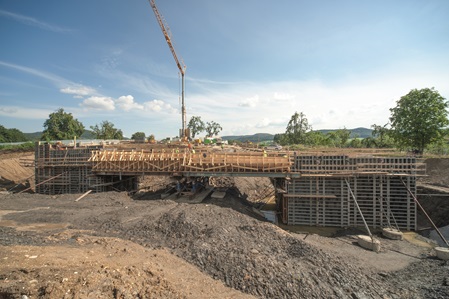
xmin=1 ymin=0 xmax=449 ymax=139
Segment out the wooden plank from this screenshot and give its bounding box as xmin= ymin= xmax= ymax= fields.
xmin=75 ymin=190 xmax=92 ymax=202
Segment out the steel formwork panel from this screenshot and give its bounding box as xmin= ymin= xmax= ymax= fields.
xmin=284 ymin=175 xmax=416 ymax=230
xmin=283 ymin=153 xmax=419 ymax=230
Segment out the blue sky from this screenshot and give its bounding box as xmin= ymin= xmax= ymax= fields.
xmin=1 ymin=0 xmax=448 ymax=139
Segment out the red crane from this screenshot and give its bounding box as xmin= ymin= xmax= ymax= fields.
xmin=149 ymin=0 xmax=188 ymax=139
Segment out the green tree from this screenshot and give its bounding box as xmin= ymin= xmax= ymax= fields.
xmin=304 ymin=131 xmax=328 ymax=146
xmin=284 ymin=111 xmax=311 ymax=145
xmin=389 ymin=88 xmax=449 ymax=154
xmin=273 ymin=133 xmax=284 ymax=144
xmin=326 ymin=128 xmax=351 ymax=147
xmin=371 ymin=124 xmax=395 ymax=148
xmin=131 ymin=132 xmax=146 ymax=141
xmin=187 ymin=116 xmax=205 ymax=138
xmin=361 ymin=137 xmax=377 ymax=148
xmin=90 ymin=121 xmax=123 ymax=140
xmin=349 ymin=137 xmax=362 ymax=148
xmin=0 ymin=125 xmax=29 ymax=142
xmin=205 ymin=121 xmax=222 ymax=137
xmin=147 ymin=134 xmax=156 ymax=143
xmin=41 ymin=108 xmax=84 ymax=141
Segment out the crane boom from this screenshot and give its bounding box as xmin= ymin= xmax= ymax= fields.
xmin=149 ymin=0 xmax=187 ymax=138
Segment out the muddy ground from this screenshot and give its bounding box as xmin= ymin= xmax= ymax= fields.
xmin=0 ymin=151 xmax=449 ymax=298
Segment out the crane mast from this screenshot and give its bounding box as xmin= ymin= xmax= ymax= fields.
xmin=149 ymin=0 xmax=188 ymax=139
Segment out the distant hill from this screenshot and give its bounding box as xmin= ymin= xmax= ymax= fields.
xmin=316 ymin=127 xmax=373 ymax=138
xmin=222 ymin=127 xmax=373 ymax=143
xmin=80 ymin=130 xmax=96 ymax=139
xmin=24 ymin=132 xmax=42 ymax=141
xmin=222 ymin=133 xmax=274 ymax=143
xmin=24 ymin=130 xmax=97 ymax=141
xmin=23 ymin=127 xmax=373 ymax=143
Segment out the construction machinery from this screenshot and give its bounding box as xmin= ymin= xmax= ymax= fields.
xmin=149 ymin=0 xmax=189 ymax=140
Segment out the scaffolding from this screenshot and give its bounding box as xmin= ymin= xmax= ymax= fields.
xmin=89 ymin=149 xmax=291 ymax=175
xmin=34 ymin=144 xmax=424 ymax=230
xmin=34 ymin=143 xmax=135 ymax=195
xmin=281 ymin=154 xmax=425 ymax=230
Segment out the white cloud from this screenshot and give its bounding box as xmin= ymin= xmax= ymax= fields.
xmin=81 ymin=96 xmax=115 ymax=111
xmin=143 ymin=100 xmax=178 ymax=114
xmin=0 ymin=106 xmax=51 ymax=119
xmin=255 ymin=118 xmax=272 ymax=128
xmin=256 ymin=117 xmax=288 ymax=129
xmin=239 ymin=95 xmax=259 ymax=107
xmin=0 ymin=60 xmax=71 ymax=87
xmin=184 ymin=69 xmax=449 ymax=136
xmin=60 ymin=85 xmax=97 ymax=97
xmin=273 ymin=92 xmax=294 ymax=101
xmin=0 ymin=107 xmax=18 ymax=114
xmin=116 ymin=95 xmax=144 ymax=111
xmin=0 ymin=9 xmax=72 ymax=33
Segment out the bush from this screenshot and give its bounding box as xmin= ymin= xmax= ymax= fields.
xmin=0 ymin=142 xmax=35 ymax=152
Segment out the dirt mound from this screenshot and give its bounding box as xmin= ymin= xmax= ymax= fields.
xmin=55 ymin=194 xmax=419 ymax=299
xmin=419 ymin=158 xmax=449 ymax=187
xmin=0 ymin=192 xmax=446 ymax=298
xmin=0 ymin=243 xmax=181 ymax=299
xmin=0 ymin=235 xmax=254 ymax=299
xmin=0 ymin=153 xmax=34 ymax=191
xmin=233 ymin=177 xmax=275 ymax=202
xmin=135 ymin=206 xmax=384 ymax=298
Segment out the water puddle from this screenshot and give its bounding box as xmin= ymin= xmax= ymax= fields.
xmin=429 ymin=225 xmax=449 ymax=246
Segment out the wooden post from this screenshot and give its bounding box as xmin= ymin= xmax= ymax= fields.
xmin=18 ymin=171 xmax=67 ymax=194
xmin=75 ymin=190 xmax=92 ymax=202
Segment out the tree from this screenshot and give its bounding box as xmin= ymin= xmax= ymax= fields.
xmin=283 ymin=111 xmax=311 ymax=144
xmin=147 ymin=134 xmax=156 ymax=143
xmin=187 ymin=116 xmax=205 ymax=138
xmin=131 ymin=132 xmax=146 ymax=141
xmin=348 ymin=137 xmax=362 ymax=148
xmin=90 ymin=121 xmax=123 ymax=140
xmin=304 ymin=131 xmax=328 ymax=146
xmin=371 ymin=124 xmax=395 ymax=148
xmin=41 ymin=108 xmax=84 ymax=141
xmin=0 ymin=125 xmax=29 ymax=142
xmin=205 ymin=121 xmax=222 ymax=137
xmin=273 ymin=133 xmax=284 ymax=144
xmin=389 ymin=88 xmax=449 ymax=154
xmin=326 ymin=128 xmax=351 ymax=147
xmin=361 ymin=136 xmax=377 ymax=148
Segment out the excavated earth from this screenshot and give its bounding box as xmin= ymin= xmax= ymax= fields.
xmin=0 ymin=151 xmax=449 ymax=298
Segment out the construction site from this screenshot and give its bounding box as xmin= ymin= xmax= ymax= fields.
xmin=33 ymin=141 xmax=426 ymax=233
xmin=1 ymin=143 xmax=449 ymax=298
xmin=1 ymin=0 xmax=449 ymax=297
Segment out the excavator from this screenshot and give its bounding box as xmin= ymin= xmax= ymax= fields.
xmin=149 ymin=0 xmax=189 ymax=141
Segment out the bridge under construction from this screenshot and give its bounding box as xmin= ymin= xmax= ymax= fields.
xmin=34 ymin=142 xmax=425 ymax=230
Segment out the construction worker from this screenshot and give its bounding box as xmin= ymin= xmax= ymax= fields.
xmin=263 ymin=150 xmax=267 ymax=157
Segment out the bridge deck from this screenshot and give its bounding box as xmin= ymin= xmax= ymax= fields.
xmin=89 ymin=149 xmax=293 ymax=177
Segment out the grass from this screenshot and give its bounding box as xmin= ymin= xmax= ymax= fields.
xmin=0 ymin=142 xmax=35 ymax=152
